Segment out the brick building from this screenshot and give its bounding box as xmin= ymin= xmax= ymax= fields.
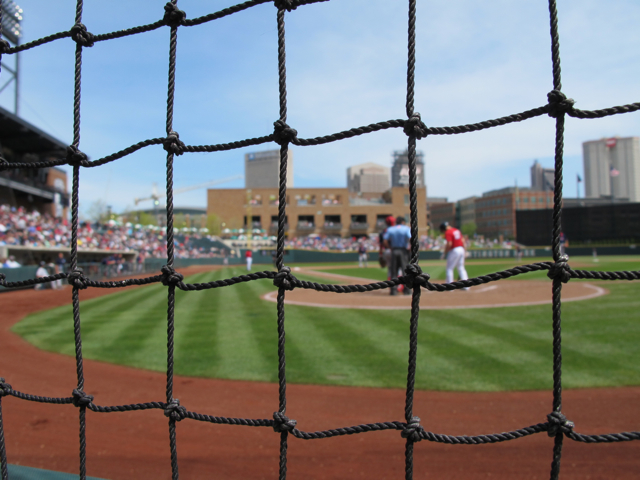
xmin=429 ymin=201 xmax=456 ymax=230
xmin=208 ymin=186 xmax=427 ymax=238
xmin=475 ymin=187 xmax=553 ymax=239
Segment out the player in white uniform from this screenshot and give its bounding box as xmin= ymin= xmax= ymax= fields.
xmin=440 ymin=222 xmax=469 ymax=289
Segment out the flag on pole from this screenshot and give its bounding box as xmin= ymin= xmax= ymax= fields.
xmin=610 ymin=165 xmax=620 ymax=177
xmin=577 ymin=174 xmax=582 ymax=182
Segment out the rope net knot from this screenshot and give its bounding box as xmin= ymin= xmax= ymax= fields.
xmin=274 ymin=0 xmax=297 ymax=12
xmin=163 ymin=3 xmax=187 ymax=28
xmin=0 ymin=39 xmax=10 ymax=55
xmin=547 ymin=411 xmax=575 ymax=437
xmin=547 ymin=90 xmax=575 ymax=118
xmin=273 ymin=120 xmax=298 ymax=146
xmin=403 ymin=264 xmax=429 ymax=289
xmin=70 ymin=24 xmax=95 ymax=48
xmin=163 ymin=131 xmax=186 ymax=156
xmin=161 ymin=265 xmax=184 ymax=286
xmin=71 ymin=389 xmax=94 ymax=407
xmin=403 ymin=113 xmax=428 ymax=139
xmin=547 ymin=255 xmax=571 ymax=283
xmin=0 ymin=272 xmax=6 ymax=282
xmin=66 ymin=145 xmax=89 ymax=166
xmin=273 ymin=412 xmax=297 ymax=432
xmin=401 ymin=416 xmax=423 ymax=442
xmin=0 ymin=378 xmax=12 ymax=397
xmin=273 ymin=266 xmax=297 ymax=291
xmin=164 ymin=399 xmax=188 ymax=422
xmin=67 ymin=269 xmax=88 ymax=290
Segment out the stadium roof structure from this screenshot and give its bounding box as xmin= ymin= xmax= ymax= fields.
xmin=0 ymin=104 xmax=67 ymax=155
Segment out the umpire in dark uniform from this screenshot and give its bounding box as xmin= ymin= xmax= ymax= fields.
xmin=383 ymin=216 xmax=412 ymax=295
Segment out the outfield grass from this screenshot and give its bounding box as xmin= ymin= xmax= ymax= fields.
xmin=12 ymin=259 xmax=640 ymax=392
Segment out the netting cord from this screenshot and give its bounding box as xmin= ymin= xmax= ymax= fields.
xmin=68 ymin=1 xmax=91 ymax=478
xmin=403 ymin=1 xmax=422 ymax=479
xmin=548 ymin=1 xmax=565 ymax=478
xmin=162 ymin=1 xmax=183 ymax=478
xmin=275 ymin=4 xmax=290 ymax=479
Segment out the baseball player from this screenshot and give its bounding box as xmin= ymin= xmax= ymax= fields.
xmin=383 ymin=216 xmax=412 ymax=295
xmin=245 ymin=249 xmax=253 ymax=271
xmin=440 ymin=222 xmax=469 ymax=289
xmin=358 ymin=241 xmax=368 ymax=268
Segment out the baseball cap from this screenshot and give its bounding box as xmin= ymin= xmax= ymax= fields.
xmin=385 ymin=216 xmax=396 ymax=226
xmin=439 ymin=222 xmax=449 ymax=232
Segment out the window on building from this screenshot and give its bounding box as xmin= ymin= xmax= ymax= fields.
xmin=321 ymin=194 xmax=342 ymax=205
xmin=404 ymin=194 xmax=409 ymax=205
xmin=297 ymin=215 xmax=315 ymax=227
xmin=296 ymin=194 xmax=316 ymax=206
xmin=351 ymin=214 xmax=367 ymax=226
xmin=324 ymin=215 xmax=341 ymax=226
xmin=271 ymin=215 xmax=288 ymax=225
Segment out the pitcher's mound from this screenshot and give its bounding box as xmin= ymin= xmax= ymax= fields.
xmin=261 ymin=270 xmax=606 ymax=310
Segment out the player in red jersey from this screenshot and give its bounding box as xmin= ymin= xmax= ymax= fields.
xmin=440 ymin=222 xmax=469 ymax=289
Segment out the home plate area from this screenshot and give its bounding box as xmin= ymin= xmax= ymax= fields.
xmin=261 ymin=268 xmax=607 ymax=310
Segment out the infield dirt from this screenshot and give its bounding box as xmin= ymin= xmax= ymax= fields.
xmin=1 ymin=265 xmax=638 ymax=479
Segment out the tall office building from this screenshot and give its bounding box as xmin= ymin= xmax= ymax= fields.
xmin=347 ymin=162 xmax=390 ymax=193
xmin=583 ymin=137 xmax=640 ymax=201
xmin=245 ymin=149 xmax=294 ymax=189
xmin=530 ymin=159 xmax=554 ymax=191
xmin=391 ymin=150 xmax=425 ymax=188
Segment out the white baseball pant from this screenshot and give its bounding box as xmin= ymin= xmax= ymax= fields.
xmin=446 ymin=246 xmax=468 ymax=285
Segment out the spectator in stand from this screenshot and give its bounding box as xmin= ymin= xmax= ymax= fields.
xmin=3 ymin=255 xmax=21 ymax=268
xmin=55 ymin=252 xmax=66 ymax=289
xmin=35 ymin=261 xmax=50 ymax=290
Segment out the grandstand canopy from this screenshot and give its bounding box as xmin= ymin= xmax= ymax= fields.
xmin=0 ymin=105 xmax=67 ymax=155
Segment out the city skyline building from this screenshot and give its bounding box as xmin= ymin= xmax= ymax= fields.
xmin=391 ymin=150 xmax=425 ymax=188
xmin=244 ymin=149 xmax=294 ymax=189
xmin=583 ymin=136 xmax=640 ymax=202
xmin=347 ymin=162 xmax=390 ymax=194
xmin=530 ymin=159 xmax=554 ymax=191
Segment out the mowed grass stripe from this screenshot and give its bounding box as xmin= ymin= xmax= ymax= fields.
xmin=192 ymin=268 xmax=276 ymax=381
xmin=423 ymin=310 xmax=551 ymax=391
xmin=288 ymin=307 xmax=410 ymax=387
xmin=174 ymin=287 xmax=222 ymax=378
xmin=12 ymin=285 xmax=165 ymax=356
xmin=12 ymin=263 xmax=640 ymax=392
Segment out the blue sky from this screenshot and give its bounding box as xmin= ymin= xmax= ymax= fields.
xmin=1 ymin=0 xmax=639 ymax=216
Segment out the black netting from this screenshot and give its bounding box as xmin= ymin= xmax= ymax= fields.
xmin=0 ymin=1 xmax=639 ymax=479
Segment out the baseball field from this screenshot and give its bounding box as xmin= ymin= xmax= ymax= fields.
xmin=2 ymin=256 xmax=639 ymax=479
xmin=11 ymin=256 xmax=640 ymax=391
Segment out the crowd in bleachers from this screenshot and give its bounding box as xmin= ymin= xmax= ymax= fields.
xmin=0 ymin=206 xmax=515 ymax=268
xmin=284 ymin=234 xmax=435 ymax=251
xmin=0 ymin=205 xmax=227 ymax=260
